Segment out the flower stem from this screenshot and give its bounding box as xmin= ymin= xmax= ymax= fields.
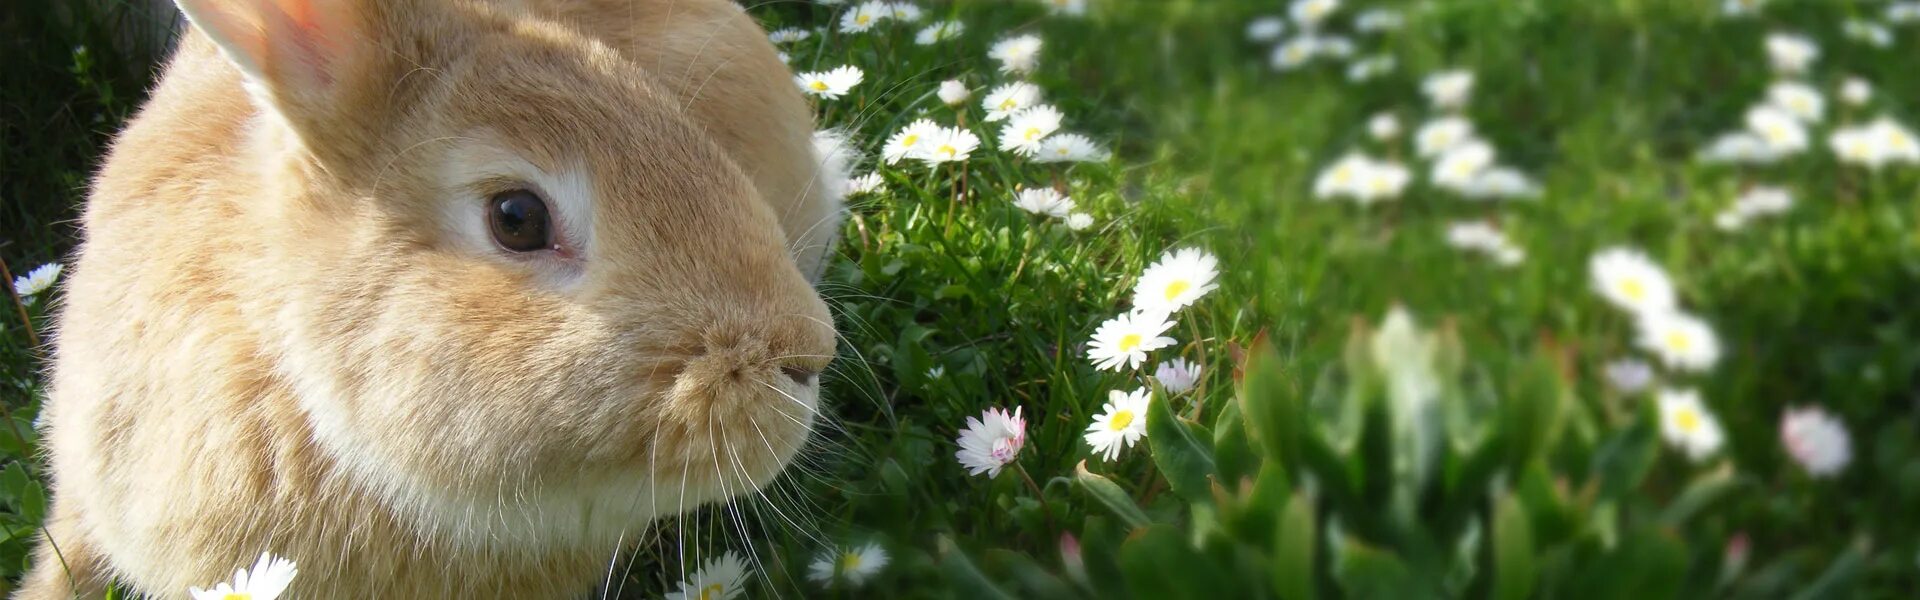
xmin=0 ymin=260 xmax=39 ymax=349
xmin=1014 ymin=461 xmax=1058 ymax=533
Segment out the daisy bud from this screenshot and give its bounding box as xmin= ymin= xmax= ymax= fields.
xmin=938 ymin=80 xmax=971 ymax=106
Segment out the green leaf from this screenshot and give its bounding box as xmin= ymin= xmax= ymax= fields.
xmin=1121 ymin=525 xmax=1235 ymax=599
xmin=1658 ymin=465 xmax=1743 ymax=527
xmin=1274 ymin=491 xmax=1317 ymax=600
xmin=1590 ymin=405 xmax=1658 ymax=500
xmin=1787 ymin=540 xmax=1866 ymax=600
xmin=1238 ymin=342 xmax=1299 ymax=465
xmin=1331 ymin=537 xmax=1416 ymax=599
xmin=937 ymin=536 xmax=1017 ymax=600
xmin=19 ymin=481 xmax=45 ymax=525
xmin=1147 ymin=390 xmax=1219 ymax=503
xmin=984 ymin=549 xmax=1078 ymax=599
xmin=1073 ymin=461 xmax=1151 ymax=530
xmin=1491 ymin=492 xmax=1535 ymax=600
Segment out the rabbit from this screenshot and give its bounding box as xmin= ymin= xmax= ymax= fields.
xmin=16 ymin=0 xmax=846 ymax=597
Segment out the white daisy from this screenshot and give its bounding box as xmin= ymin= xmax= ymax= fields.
xmin=1603 ymin=358 xmax=1655 ymax=394
xmin=1842 ymin=19 xmax=1893 ymax=48
xmin=1314 ymin=35 xmax=1356 ymax=58
xmin=1246 ymin=16 xmax=1288 ymax=42
xmin=1084 ymin=388 xmax=1151 ymax=461
xmin=808 ymin=542 xmax=890 ymax=587
xmin=1765 ymin=33 xmax=1818 ymax=74
xmin=1354 ymin=8 xmax=1405 ymax=32
xmin=1658 ymin=389 xmax=1725 ymax=462
xmin=839 ymin=1 xmax=888 ymax=33
xmin=917 ymin=126 xmax=982 ymax=166
xmin=847 ymin=172 xmax=885 ymax=196
xmin=11 ymin=263 xmax=61 ymax=299
xmin=1891 ymin=1 xmax=1920 ymax=23
xmin=990 ymin=34 xmax=1044 ymax=75
xmin=795 ymin=65 xmax=864 ymax=100
xmin=1132 ymin=248 xmax=1219 ymax=314
xmin=1840 ymin=77 xmax=1872 ymax=106
xmin=1721 ymin=0 xmax=1765 ymax=17
xmin=937 ymin=80 xmax=971 ymax=106
xmin=1461 ymin=167 xmax=1541 ymax=200
xmin=1356 ymin=160 xmax=1412 ymax=202
xmin=1746 ymin=105 xmax=1809 ymax=155
xmin=999 ymin=104 xmax=1063 ymax=155
xmin=1013 ymin=187 xmax=1074 ymax=218
xmin=982 ymin=82 xmax=1043 ymax=122
xmin=1871 ymin=117 xmax=1920 ymax=163
xmin=883 ymin=119 xmax=941 ymax=164
xmin=1290 ymin=0 xmax=1341 ymax=29
xmin=1829 ymin=119 xmax=1919 ymax=169
xmin=188 ymin=553 xmax=298 ymax=600
xmin=1154 ymin=358 xmax=1202 ymax=394
xmin=768 ymin=27 xmax=811 ymax=44
xmin=1065 ymin=212 xmax=1095 ymax=230
xmin=884 ymin=1 xmax=923 ymax=22
xmin=1446 ymin=221 xmax=1526 ymax=264
xmin=1269 ymin=37 xmax=1320 ymax=71
xmin=1765 ymin=81 xmax=1825 ymax=123
xmin=1414 ymin=116 xmax=1476 ymax=157
xmin=1368 ymin=113 xmax=1401 ymax=140
xmin=1781 ymin=407 xmax=1852 ymax=477
xmin=1717 ymin=185 xmax=1792 ymax=230
xmin=915 ymin=20 xmax=964 ymax=45
xmin=1087 ymin=310 xmax=1178 ymax=371
xmin=1043 ymin=0 xmax=1088 ymax=16
xmin=1422 ymin=70 xmax=1476 ymax=111
xmin=1590 ymin=247 xmax=1677 ymax=315
xmin=1698 ymin=132 xmax=1782 ymax=164
xmin=1636 ymin=310 xmax=1721 ymax=373
xmin=1346 ymin=55 xmax=1396 ymax=82
xmin=665 ymin=552 xmax=751 ymax=600
xmin=955 ymin=406 xmax=1026 ymax=477
xmin=776 ymin=51 xmax=791 ymax=64
xmin=1431 ymin=141 xmax=1495 ymax=191
xmin=1033 ymin=133 xmax=1108 ymax=163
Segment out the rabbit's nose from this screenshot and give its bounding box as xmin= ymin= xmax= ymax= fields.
xmin=780 ymin=364 xmax=818 ymax=387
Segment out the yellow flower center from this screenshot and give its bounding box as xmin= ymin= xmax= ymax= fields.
xmin=223 ymin=594 xmax=252 ymax=600
xmin=840 ymin=553 xmax=863 ymax=571
xmin=1620 ymin=278 xmax=1646 ymax=301
xmin=1164 ymin=280 xmax=1191 ymax=301
xmin=856 ymin=14 xmax=872 ymax=25
xmin=1108 ymin=410 xmax=1135 ymax=431
xmin=809 ymin=80 xmax=829 ymax=91
xmin=1664 ymin=330 xmax=1691 ymax=352
xmin=1673 ymin=407 xmax=1701 ymax=433
xmin=1333 ymin=165 xmax=1356 ymax=184
xmin=1117 ymin=333 xmax=1143 ymax=353
xmin=935 ymin=145 xmax=957 ymax=159
xmin=901 ymin=134 xmax=920 ymax=147
xmin=1000 ymin=98 xmax=1019 ymax=110
xmin=1763 ymin=125 xmax=1789 ymax=143
xmin=699 ymin=583 xmax=726 ymax=600
xmin=1023 ymin=127 xmax=1043 ymax=141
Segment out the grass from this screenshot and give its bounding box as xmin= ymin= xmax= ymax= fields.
xmin=5 ymin=0 xmax=1920 ymax=597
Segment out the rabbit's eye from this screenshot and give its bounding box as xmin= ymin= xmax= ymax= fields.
xmin=488 ymin=189 xmax=553 ymax=252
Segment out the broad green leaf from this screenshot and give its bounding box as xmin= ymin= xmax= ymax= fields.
xmin=1658 ymin=465 xmax=1743 ymax=527
xmin=1147 ymin=389 xmax=1219 ymax=503
xmin=937 ymin=536 xmax=1017 ymax=600
xmin=1274 ymin=491 xmax=1317 ymax=600
xmin=1121 ymin=525 xmax=1235 ymax=599
xmin=1491 ymin=492 xmax=1535 ymax=600
xmin=1073 ymin=461 xmax=1151 ymax=530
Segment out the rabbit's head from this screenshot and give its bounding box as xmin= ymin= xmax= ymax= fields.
xmin=176 ymin=0 xmax=834 ymax=546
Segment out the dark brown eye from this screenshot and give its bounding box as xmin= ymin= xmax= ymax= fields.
xmin=488 ymin=189 xmax=552 ymax=252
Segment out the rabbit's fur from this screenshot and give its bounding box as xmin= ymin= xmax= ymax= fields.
xmin=17 ymin=0 xmax=844 ymax=597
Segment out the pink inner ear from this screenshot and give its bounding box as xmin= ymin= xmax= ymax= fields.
xmin=265 ymin=0 xmax=349 ymax=89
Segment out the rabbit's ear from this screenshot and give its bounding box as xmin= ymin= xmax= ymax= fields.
xmin=174 ymin=0 xmax=366 ymax=122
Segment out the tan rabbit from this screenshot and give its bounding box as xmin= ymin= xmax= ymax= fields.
xmin=17 ymin=0 xmax=845 ymax=597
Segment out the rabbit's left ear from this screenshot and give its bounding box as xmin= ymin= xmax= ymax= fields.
xmin=174 ymin=0 xmax=365 ymax=101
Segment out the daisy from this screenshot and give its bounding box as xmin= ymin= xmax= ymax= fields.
xmin=937 ymin=80 xmax=971 ymax=106
xmin=768 ymin=27 xmax=811 ymax=44
xmin=1589 ymin=247 xmax=1677 ymax=315
xmin=883 ymin=119 xmax=941 ymax=164
xmin=915 ymin=20 xmax=964 ymax=45
xmin=999 ymin=104 xmax=1063 ymax=155
xmin=1721 ymin=0 xmax=1765 ymax=16
xmin=847 ymin=172 xmax=884 ymax=196
xmin=1892 ymin=1 xmax=1920 ymax=23
xmin=990 ymin=34 xmax=1044 ymax=74
xmin=1765 ymin=33 xmax=1818 ymax=74
xmin=1765 ymin=81 xmax=1824 ymax=123
xmin=1422 ymin=70 xmax=1476 ymax=111
xmin=1132 ymin=248 xmax=1219 ymax=314
xmin=1828 ymin=124 xmax=1883 ymax=167
xmin=884 ymin=1 xmax=923 ymax=22
xmin=1415 ymin=116 xmax=1475 ymax=157
xmin=1842 ymin=19 xmax=1893 ymax=48
xmin=808 ymin=542 xmax=890 ymax=587
xmin=1781 ymin=407 xmax=1852 ymax=477
xmin=1698 ymin=132 xmax=1780 ymax=164
xmin=1746 ymin=105 xmax=1808 ymax=155
xmin=1445 ymin=221 xmax=1506 ymax=252
xmin=1246 ymin=16 xmax=1287 ymax=42
xmin=1314 ymin=35 xmax=1356 ymax=58
xmin=1013 ymin=187 xmax=1074 ymax=218
xmin=1354 ymin=8 xmax=1405 ymax=32
xmin=917 ymin=126 xmax=981 ymax=166
xmin=1461 ymin=167 xmax=1541 ymax=200
xmin=839 ymin=1 xmax=888 ymax=33
xmin=795 ymin=66 xmax=864 ymax=100
xmin=11 ymin=263 xmax=62 ymax=299
xmin=1033 ymin=133 xmax=1108 ymax=163
xmin=1603 ymin=358 xmax=1654 ymax=393
xmin=1431 ymin=141 xmax=1495 ymax=191
xmin=1087 ymin=310 xmax=1177 ymax=371
xmin=1290 ymin=0 xmax=1341 ymax=29
xmin=1154 ymin=358 xmax=1202 ymax=394
xmin=665 ymin=551 xmax=751 ymax=600
xmin=1355 ymin=160 xmax=1412 ymax=202
xmin=1871 ymin=117 xmax=1920 ymax=163
xmin=1839 ymin=77 xmax=1872 ymax=106
xmin=1043 ymin=0 xmax=1088 ymax=16
xmin=1636 ymin=310 xmax=1721 ymax=372
xmin=1345 ymin=55 xmax=1396 ymax=82
xmin=955 ymin=406 xmax=1026 ymax=477
xmin=1269 ymin=37 xmax=1320 ymax=70
xmin=1368 ymin=113 xmax=1401 ymax=140
xmin=1084 ymin=388 xmax=1151 ymax=461
xmin=188 ymin=553 xmax=298 ymax=600
xmin=1065 ymin=212 xmax=1095 ymax=230
xmin=1658 ymin=389 xmax=1725 ymax=462
xmin=1716 ymin=186 xmax=1792 ymax=230
xmin=982 ymin=82 xmax=1043 ymax=122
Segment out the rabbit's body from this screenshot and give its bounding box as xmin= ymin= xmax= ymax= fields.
xmin=19 ymin=0 xmax=842 ymax=598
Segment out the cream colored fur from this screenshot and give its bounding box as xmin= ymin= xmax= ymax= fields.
xmin=17 ymin=0 xmax=843 ymax=597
